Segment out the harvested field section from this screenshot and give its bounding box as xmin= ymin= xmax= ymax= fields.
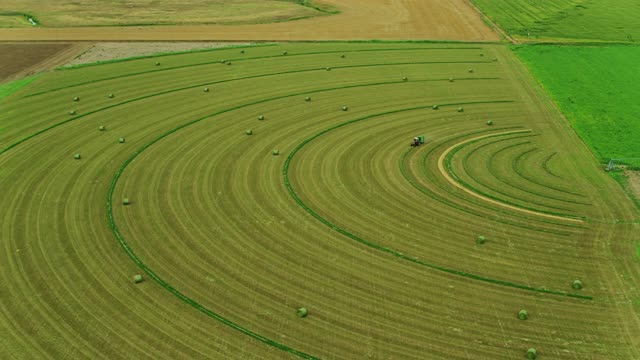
xmin=0 ymin=0 xmax=499 ymax=41
xmin=0 ymin=0 xmax=332 ymax=27
xmin=1 ymin=43 xmax=639 ymax=359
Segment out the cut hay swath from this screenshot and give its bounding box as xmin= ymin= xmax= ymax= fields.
xmin=0 ymin=42 xmax=637 ymax=360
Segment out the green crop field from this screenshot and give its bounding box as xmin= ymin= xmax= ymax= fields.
xmin=513 ymin=45 xmax=640 ymax=161
xmin=469 ymin=0 xmax=640 ymax=42
xmin=1 ymin=43 xmax=639 ymax=359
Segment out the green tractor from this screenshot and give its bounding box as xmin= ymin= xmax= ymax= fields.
xmin=411 ymin=135 xmax=425 ymax=147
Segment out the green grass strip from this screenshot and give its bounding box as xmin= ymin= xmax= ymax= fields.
xmin=444 ymin=134 xmax=585 ymax=220
xmin=0 ymin=75 xmax=38 ymax=100
xmin=28 ymin=47 xmax=490 ymax=97
xmin=283 ymin=105 xmax=592 ymax=301
xmin=398 ymin=128 xmax=573 ymax=236
xmin=2 ymin=75 xmax=498 ymax=156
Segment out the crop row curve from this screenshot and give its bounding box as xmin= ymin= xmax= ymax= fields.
xmin=26 ymin=46 xmax=489 ymax=97
xmin=283 ymin=105 xmax=592 ymax=300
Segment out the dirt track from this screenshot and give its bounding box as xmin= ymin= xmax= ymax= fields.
xmin=0 ymin=0 xmax=499 ymax=41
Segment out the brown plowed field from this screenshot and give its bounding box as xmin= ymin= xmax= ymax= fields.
xmin=0 ymin=0 xmax=499 ymax=41
xmin=0 ymin=42 xmax=90 ymax=81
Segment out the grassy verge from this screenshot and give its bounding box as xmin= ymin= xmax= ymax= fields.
xmin=0 ymin=75 xmax=38 ymax=99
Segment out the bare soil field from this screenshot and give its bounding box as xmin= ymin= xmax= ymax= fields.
xmin=0 ymin=42 xmax=89 ymax=81
xmin=0 ymin=0 xmax=499 ymax=41
xmin=65 ymin=42 xmax=251 ymax=66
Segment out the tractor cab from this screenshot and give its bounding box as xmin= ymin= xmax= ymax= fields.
xmin=410 ymin=135 xmax=425 ymax=147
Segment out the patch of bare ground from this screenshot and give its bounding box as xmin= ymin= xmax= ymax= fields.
xmin=0 ymin=42 xmax=90 ymax=82
xmin=0 ymin=0 xmax=499 ymax=41
xmin=65 ymin=42 xmax=251 ymax=66
xmin=625 ymin=171 xmax=640 ymax=204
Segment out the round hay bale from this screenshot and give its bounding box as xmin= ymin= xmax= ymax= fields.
xmin=476 ymin=235 xmax=486 ymax=244
xmin=526 ymin=348 xmax=537 ymax=359
xmin=155 ymin=61 xmax=161 ymax=66
xmin=402 ymin=76 xmax=408 ymax=81
xmin=457 ymin=107 xmax=464 ymax=113
xmin=133 ymin=274 xmax=143 ymax=283
xmin=518 ymin=309 xmax=528 ymax=320
xmin=123 ymin=198 xmax=130 ymax=205
xmin=282 ymin=51 xmax=288 ymax=55
xmin=480 ymin=53 xmax=485 ymax=57
xmin=305 ymin=96 xmax=311 ymax=102
xmin=432 ymin=105 xmax=439 ymax=110
xmin=258 ymin=115 xmax=265 ymax=120
xmin=73 ymin=96 xmax=80 ymax=102
xmin=342 ymin=106 xmax=348 ymax=111
xmin=326 ymin=67 xmax=331 ymax=71
xmin=203 ymin=87 xmax=209 ymax=92
xmin=108 ymin=93 xmax=114 ymax=98
xmin=226 ymin=61 xmax=232 ymax=65
xmin=69 ymin=110 xmax=76 ymax=115
xmin=118 ymin=137 xmax=125 ymax=144
xmin=572 ymin=279 xmax=583 ymax=290
xmin=341 ymin=54 xmax=346 ymax=58
xmin=486 ymin=120 xmax=494 ymax=126
xmin=296 ymin=308 xmax=308 ymax=318
xmin=99 ymin=125 xmax=106 ymax=131
xmin=246 ymin=129 xmax=253 ymax=135
xmin=272 ymin=149 xmax=280 ymax=156
xmin=449 ymin=78 xmax=454 ymax=82
xmin=220 ymin=59 xmax=226 ymax=63
xmin=493 ymin=57 xmax=498 ymax=62
xmin=468 ymin=69 xmax=474 ymax=73
xmin=240 ymin=49 xmax=245 ymax=54
xmin=73 ymin=153 xmax=81 ymax=160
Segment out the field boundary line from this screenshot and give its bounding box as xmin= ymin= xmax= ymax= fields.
xmin=439 ymin=131 xmax=584 ymax=222
xmin=283 ymin=106 xmax=592 ymax=300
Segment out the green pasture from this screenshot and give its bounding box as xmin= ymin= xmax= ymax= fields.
xmin=513 ymin=45 xmax=640 ymax=162
xmin=470 ymin=0 xmax=640 ymax=42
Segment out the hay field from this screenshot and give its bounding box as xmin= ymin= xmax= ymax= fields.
xmin=1 ymin=43 xmax=639 ymax=359
xmin=0 ymin=1 xmax=334 ymax=27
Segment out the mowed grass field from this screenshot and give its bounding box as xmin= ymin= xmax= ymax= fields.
xmin=470 ymin=0 xmax=640 ymax=42
xmin=0 ymin=0 xmax=334 ymax=27
xmin=1 ymin=43 xmax=639 ymax=359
